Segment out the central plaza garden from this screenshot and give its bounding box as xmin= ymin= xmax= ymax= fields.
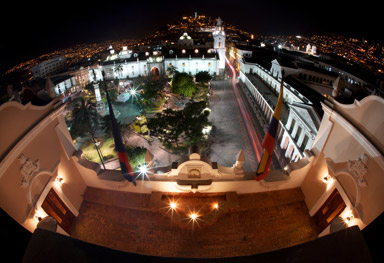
xmin=65 ymin=70 xmax=213 ymax=171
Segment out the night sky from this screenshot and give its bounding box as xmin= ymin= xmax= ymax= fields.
xmin=1 ymin=0 xmax=381 ymax=72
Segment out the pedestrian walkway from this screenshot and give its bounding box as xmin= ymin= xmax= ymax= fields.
xmin=101 ymin=131 xmax=184 ymax=170
xmin=71 ymin=187 xmax=319 ymax=258
xmin=207 ymin=80 xmax=257 ymax=171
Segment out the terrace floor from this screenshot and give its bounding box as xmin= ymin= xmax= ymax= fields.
xmin=70 ymin=187 xmax=319 ymax=258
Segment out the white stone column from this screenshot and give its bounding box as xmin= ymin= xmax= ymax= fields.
xmin=280 ymin=132 xmax=289 ymax=149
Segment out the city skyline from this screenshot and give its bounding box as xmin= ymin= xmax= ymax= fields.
xmin=2 ymin=1 xmax=381 ymax=72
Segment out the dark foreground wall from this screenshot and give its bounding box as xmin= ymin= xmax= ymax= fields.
xmin=23 ymin=226 xmax=371 ymax=263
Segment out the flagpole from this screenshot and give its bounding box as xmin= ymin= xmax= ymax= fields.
xmin=255 ymin=70 xmax=285 ymax=181
xmin=102 ymin=71 xmax=136 ymax=185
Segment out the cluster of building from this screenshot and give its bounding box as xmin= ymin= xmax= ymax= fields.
xmin=92 ymin=18 xmax=227 ymax=83
xmin=4 ymin=17 xmax=228 ymax=105
xmin=229 ymin=33 xmax=384 ymax=166
xmin=262 ymin=35 xmax=384 ymax=89
xmin=4 ymin=14 xmax=383 ymax=168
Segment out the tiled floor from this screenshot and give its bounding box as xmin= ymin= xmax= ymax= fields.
xmin=71 ymin=187 xmax=319 ymax=258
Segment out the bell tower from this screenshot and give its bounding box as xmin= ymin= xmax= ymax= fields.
xmin=213 ymin=17 xmax=226 ymax=72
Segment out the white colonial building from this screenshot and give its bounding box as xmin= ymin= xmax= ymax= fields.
xmin=280 ymin=102 xmax=321 ymax=162
xmin=212 ymin=17 xmax=226 ymax=71
xmin=87 ymin=17 xmax=226 ymax=82
xmin=88 ymin=48 xmax=220 ymax=83
xmin=31 ymin=56 xmax=67 ymax=78
xmin=238 ymin=61 xmax=320 ymax=161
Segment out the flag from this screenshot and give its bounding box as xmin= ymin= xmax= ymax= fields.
xmin=102 ymin=72 xmax=136 ymax=185
xmin=255 ymin=72 xmax=284 ymax=181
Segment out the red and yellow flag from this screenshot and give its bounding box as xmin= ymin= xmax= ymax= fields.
xmin=255 ymin=73 xmax=284 ymax=181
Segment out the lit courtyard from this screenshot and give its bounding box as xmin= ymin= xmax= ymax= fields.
xmin=71 ymin=187 xmax=319 ymax=258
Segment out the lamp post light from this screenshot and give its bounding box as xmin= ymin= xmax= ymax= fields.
xmin=165 ymin=96 xmax=170 ymax=109
xmin=92 ymin=138 xmax=106 ymax=169
xmin=170 ymin=202 xmax=177 ymax=210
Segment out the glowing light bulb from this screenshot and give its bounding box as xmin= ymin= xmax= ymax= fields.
xmin=213 ymin=203 xmax=219 ymax=210
xmin=138 ymin=163 xmax=148 ymax=177
xmin=190 ymin=213 xmax=198 ymax=220
xmin=170 ymin=202 xmax=177 ymax=210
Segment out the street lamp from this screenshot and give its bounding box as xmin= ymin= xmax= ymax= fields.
xmin=189 ymin=212 xmax=198 ymax=221
xmin=92 ymin=138 xmax=106 ymax=169
xmin=138 ymin=163 xmax=149 ymax=176
xmin=169 ymin=202 xmax=177 ymax=210
xmin=202 ymin=125 xmax=212 ymax=135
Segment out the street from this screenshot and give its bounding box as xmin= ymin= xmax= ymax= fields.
xmin=207 ymin=78 xmax=258 ymax=173
xmin=208 ymin=58 xmax=281 ymax=173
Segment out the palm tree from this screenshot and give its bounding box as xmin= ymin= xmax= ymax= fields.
xmin=114 ymin=64 xmax=123 ymax=79
xmin=70 ymin=97 xmax=106 ymax=168
xmin=70 ymin=98 xmax=97 ymax=137
xmin=166 ymin=65 xmax=178 ymax=78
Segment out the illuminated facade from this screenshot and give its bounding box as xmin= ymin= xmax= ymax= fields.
xmin=88 ymin=47 xmax=220 ymax=81
xmin=85 ymin=17 xmax=226 ymax=81
xmin=212 ymin=17 xmax=226 ymax=71
xmin=31 ymin=56 xmax=67 ymax=78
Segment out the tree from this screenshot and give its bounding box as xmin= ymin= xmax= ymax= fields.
xmin=84 ymin=83 xmax=95 ymax=96
xmin=182 ymin=101 xmax=210 ymax=144
xmin=69 ymin=97 xmax=99 ymax=139
xmin=171 ymin=72 xmax=196 ymax=97
xmin=166 ymin=65 xmax=178 ymax=78
xmin=102 ymin=114 xmax=123 ymax=137
xmin=69 ymin=97 xmax=105 ymax=167
xmin=108 ymin=87 xmax=119 ymax=102
xmin=140 ymin=78 xmax=165 ymax=108
xmin=195 ymin=71 xmax=212 ymax=84
xmin=114 ymin=64 xmax=123 ymax=79
xmin=148 ymin=101 xmax=210 ymax=148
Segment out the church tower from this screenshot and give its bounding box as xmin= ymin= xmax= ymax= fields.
xmin=213 ymin=17 xmax=226 ymax=72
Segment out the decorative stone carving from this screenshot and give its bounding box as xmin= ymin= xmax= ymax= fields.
xmin=19 ymin=154 xmax=40 ymax=188
xmin=234 ymin=149 xmax=245 ymax=170
xmin=347 ymin=154 xmax=368 ymax=187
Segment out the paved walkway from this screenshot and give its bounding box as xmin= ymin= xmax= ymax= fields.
xmin=71 ymin=187 xmax=319 ymax=258
xmin=103 ymin=132 xmax=185 ymax=170
xmin=208 ymin=80 xmax=257 ymax=172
